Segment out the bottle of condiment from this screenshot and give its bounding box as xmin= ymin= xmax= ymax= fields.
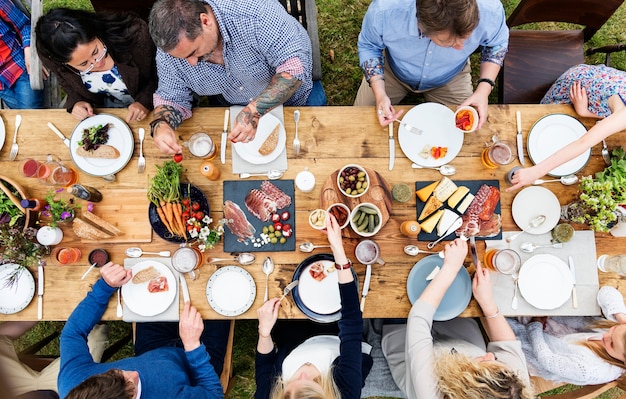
xmin=67 ymin=184 xmax=103 ymax=202
xmin=400 ymin=220 xmax=421 ymax=237
xmin=20 ymin=198 xmax=48 ymax=212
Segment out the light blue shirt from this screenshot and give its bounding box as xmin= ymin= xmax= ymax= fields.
xmin=357 ymin=0 xmax=509 ymax=90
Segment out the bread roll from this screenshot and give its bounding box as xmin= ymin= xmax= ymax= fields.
xmin=132 ymin=266 xmax=161 ymax=284
xmin=258 ymin=124 xmax=280 ymax=156
xmin=76 ymin=144 xmax=120 ymax=159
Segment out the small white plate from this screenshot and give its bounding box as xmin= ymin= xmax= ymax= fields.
xmin=512 ymin=186 xmax=560 ymax=234
xmin=0 ymin=264 xmax=35 ymax=314
xmin=0 ymin=114 xmax=5 ymax=152
xmin=232 ymin=113 xmax=286 ymax=165
xmin=398 ymin=102 xmax=464 ymax=167
xmin=70 ymin=114 xmax=134 ymax=177
xmin=527 ymin=114 xmax=590 ymax=177
xmin=206 ymin=266 xmax=256 ymax=316
xmin=518 ymin=254 xmax=573 ymax=309
xmin=297 ymin=260 xmax=341 ymax=315
xmin=122 ymin=261 xmax=177 ymax=317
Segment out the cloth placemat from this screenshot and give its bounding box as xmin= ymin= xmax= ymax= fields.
xmin=231 ymin=105 xmax=288 ymax=174
xmin=486 ymin=230 xmax=600 ymax=316
xmin=122 ymin=257 xmax=180 ymax=322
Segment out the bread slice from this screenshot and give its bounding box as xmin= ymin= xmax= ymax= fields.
xmin=82 ymin=210 xmax=122 ymax=236
xmin=76 ymin=144 xmax=120 ymax=159
xmin=420 ymin=210 xmax=444 ymax=234
xmin=132 ymin=266 xmax=161 ymax=284
xmin=416 ymin=181 xmax=438 ymax=202
xmin=433 ymin=177 xmax=458 ymax=202
xmin=258 ymin=124 xmax=280 ymax=156
xmin=72 ymin=217 xmax=113 ymax=240
xmin=418 ymin=195 xmax=443 ymax=221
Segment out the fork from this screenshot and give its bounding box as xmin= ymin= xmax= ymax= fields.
xmin=137 ymin=128 xmax=146 ymax=173
xmin=393 ymin=118 xmax=422 ymax=135
xmin=9 ymin=114 xmax=21 ymax=161
xmin=293 ymin=110 xmax=301 ymax=155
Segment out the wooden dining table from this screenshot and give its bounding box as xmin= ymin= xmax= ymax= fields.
xmin=0 ymin=104 xmax=625 ymax=321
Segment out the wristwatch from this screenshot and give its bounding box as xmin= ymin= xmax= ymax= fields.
xmin=335 ymin=259 xmax=352 ymax=270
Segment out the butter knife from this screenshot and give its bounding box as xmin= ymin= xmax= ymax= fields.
xmin=179 ymin=273 xmax=190 ymax=304
xmin=220 ymin=109 xmax=229 ymax=164
xmin=568 ymin=256 xmax=578 ymax=308
xmin=48 ymin=122 xmax=70 ymax=147
xmin=388 ymin=123 xmax=395 ymax=171
xmin=469 ymin=235 xmax=479 ymax=267
xmin=37 ymin=263 xmax=44 ymax=320
xmin=516 ymin=111 xmax=525 ymax=165
xmin=279 ymin=280 xmax=299 ymax=302
xmin=360 ymin=264 xmax=372 ymax=312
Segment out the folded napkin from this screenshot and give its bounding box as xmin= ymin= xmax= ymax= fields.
xmin=231 ymin=105 xmax=288 ymax=174
xmin=486 ymin=230 xmax=600 ymax=316
xmin=122 ymin=257 xmax=180 ymax=322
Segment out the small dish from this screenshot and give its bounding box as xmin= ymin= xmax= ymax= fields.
xmin=88 ymin=248 xmax=110 ymax=267
xmin=309 ymin=209 xmax=327 ymax=230
xmin=337 ymin=164 xmax=369 ymax=198
xmin=326 ymin=203 xmax=350 ymax=229
xmin=454 ymin=106 xmax=479 ymax=133
xmin=349 ymin=202 xmax=382 ymax=237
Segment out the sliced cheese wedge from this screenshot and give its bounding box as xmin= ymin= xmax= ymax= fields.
xmin=447 ymin=186 xmax=470 ymax=208
xmin=433 ymin=177 xmax=458 ymax=202
xmin=418 ymin=195 xmax=443 ymax=221
xmin=437 ymin=209 xmax=460 ymax=237
xmin=420 ymin=209 xmax=444 ymax=233
xmin=416 ymin=181 xmax=438 ymax=202
xmin=456 ymin=193 xmax=475 ymax=214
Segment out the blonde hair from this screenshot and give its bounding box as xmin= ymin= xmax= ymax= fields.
xmin=579 ymin=319 xmax=626 ymax=370
xmin=269 ymin=368 xmax=341 ymax=399
xmin=434 ymin=352 xmax=533 ymax=399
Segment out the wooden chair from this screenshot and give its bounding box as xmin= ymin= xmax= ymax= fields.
xmin=498 ymin=0 xmax=625 ymax=104
xmin=90 ymin=0 xmax=154 ymax=21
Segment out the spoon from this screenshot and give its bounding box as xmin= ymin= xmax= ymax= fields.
xmin=403 ymin=245 xmax=444 ymax=258
xmin=519 ymin=241 xmax=564 ymax=253
xmin=299 ymin=242 xmax=331 ymax=252
xmin=533 ymin=174 xmax=578 ymax=185
xmin=506 ymin=215 xmax=547 ymax=243
xmin=511 ymin=268 xmax=520 ymax=310
xmin=411 ymin=163 xmax=456 ymax=176
xmin=80 ymin=262 xmax=99 ymax=280
xmin=125 ymin=247 xmax=171 ymax=258
xmin=262 ymin=257 xmax=274 ymax=302
xmin=602 ymin=139 xmax=611 ymax=166
xmin=206 ymin=253 xmax=256 ymax=265
xmin=239 ymin=170 xmax=284 ymax=180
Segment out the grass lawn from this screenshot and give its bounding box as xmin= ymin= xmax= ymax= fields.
xmin=13 ymin=0 xmax=626 ymax=397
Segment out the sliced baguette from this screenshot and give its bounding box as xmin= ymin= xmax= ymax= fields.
xmin=132 ymin=266 xmax=160 ymax=284
xmin=76 ymin=144 xmax=120 ymax=159
xmin=258 ymin=124 xmax=280 ymax=156
xmin=72 ymin=217 xmax=113 ymax=240
xmin=82 ymin=210 xmax=122 ymax=236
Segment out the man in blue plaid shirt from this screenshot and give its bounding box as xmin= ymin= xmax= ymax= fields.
xmin=148 ymin=0 xmax=317 ymax=154
xmin=0 ymin=1 xmax=44 ymax=109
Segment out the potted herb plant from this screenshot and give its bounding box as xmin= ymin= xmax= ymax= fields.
xmin=0 ymin=224 xmax=49 ymax=287
xmin=42 ymin=190 xmax=79 ymax=228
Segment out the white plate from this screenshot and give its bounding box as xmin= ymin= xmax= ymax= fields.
xmin=232 ymin=113 xmax=286 ymax=165
xmin=70 ymin=114 xmax=134 ymax=177
xmin=122 ymin=261 xmax=177 ymax=317
xmin=297 ymin=260 xmax=342 ymax=315
xmin=206 ymin=266 xmax=256 ymax=316
xmin=0 ymin=114 xmax=5 ymax=152
xmin=527 ymin=114 xmax=590 ymax=177
xmin=512 ymin=186 xmax=560 ymax=234
xmin=518 ymin=254 xmax=573 ymax=309
xmin=398 ymin=102 xmax=464 ymax=167
xmin=0 ymin=264 xmax=35 ymax=314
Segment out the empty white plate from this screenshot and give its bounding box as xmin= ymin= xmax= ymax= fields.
xmin=518 ymin=254 xmax=573 ymax=310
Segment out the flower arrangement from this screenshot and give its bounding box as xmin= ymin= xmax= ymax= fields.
xmin=0 ymin=224 xmax=49 ymax=287
xmin=187 ymin=215 xmax=226 ymax=252
xmin=42 ymin=190 xmax=79 ymax=228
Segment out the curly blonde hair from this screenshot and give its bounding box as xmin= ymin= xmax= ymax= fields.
xmin=434 ymin=352 xmax=533 ymax=399
xmin=269 ymin=369 xmax=341 ymax=399
xmin=579 ymin=319 xmax=626 ymax=370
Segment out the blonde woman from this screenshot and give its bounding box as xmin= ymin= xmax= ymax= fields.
xmin=382 ymin=239 xmax=533 ymax=399
xmin=255 ymin=215 xmax=372 ymax=399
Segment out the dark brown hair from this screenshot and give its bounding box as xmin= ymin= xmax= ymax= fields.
xmin=417 ymin=0 xmax=479 ymax=37
xmin=65 ymin=369 xmax=135 ymax=399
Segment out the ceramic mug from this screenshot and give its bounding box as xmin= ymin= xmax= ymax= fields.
xmin=355 ymin=239 xmax=385 ymax=265
xmin=171 ymin=247 xmax=203 ymax=280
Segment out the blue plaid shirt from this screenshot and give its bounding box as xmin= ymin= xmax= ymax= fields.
xmin=0 ymin=1 xmax=30 ymax=90
xmin=154 ymin=0 xmax=313 ymax=118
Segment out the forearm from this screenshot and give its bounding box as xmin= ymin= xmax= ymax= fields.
xmin=475 ymin=62 xmax=500 ymax=99
xmin=153 ymin=104 xmax=184 ymax=130
xmin=418 ymin=266 xmax=457 ymax=309
xmin=248 ymin=72 xmax=301 ymax=116
xmin=479 ymin=302 xmax=516 ymax=341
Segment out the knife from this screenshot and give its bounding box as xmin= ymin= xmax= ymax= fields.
xmin=220 ymin=109 xmax=229 ymax=164
xmin=37 ymin=263 xmax=44 ymax=320
xmin=360 ymin=264 xmax=372 ymax=312
xmin=568 ymin=256 xmax=578 ymax=308
xmin=179 ymin=273 xmax=190 ymax=304
xmin=469 ymin=235 xmax=479 ymax=267
xmin=388 ymin=123 xmax=395 ymax=171
xmin=427 ymin=216 xmax=463 ymax=249
xmin=48 ymin=122 xmax=70 ymax=147
xmin=279 ymin=280 xmax=299 ymax=302
xmin=516 ymin=111 xmax=525 ymax=165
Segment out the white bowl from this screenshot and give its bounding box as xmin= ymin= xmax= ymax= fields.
xmin=349 ymin=202 xmax=382 ymax=237
xmin=326 ymin=203 xmax=350 ymax=229
xmin=309 ymin=209 xmax=328 ymax=230
xmin=455 ymin=106 xmax=479 ymax=133
xmin=337 ymin=164 xmax=369 ymax=198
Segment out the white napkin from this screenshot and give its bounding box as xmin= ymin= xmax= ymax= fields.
xmin=486 ymin=230 xmax=600 ymax=316
xmin=122 ymin=257 xmax=180 ymax=322
xmin=230 ymin=105 xmax=288 ymax=174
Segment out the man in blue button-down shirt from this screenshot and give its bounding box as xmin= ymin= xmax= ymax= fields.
xmin=148 ymin=0 xmax=313 ymax=155
xmin=354 ymin=0 xmax=508 ymax=130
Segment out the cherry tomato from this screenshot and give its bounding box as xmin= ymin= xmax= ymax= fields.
xmin=186 ymin=224 xmax=195 ymax=232
xmin=182 ymin=210 xmax=191 ymax=218
xmin=282 ymin=224 xmax=293 ymax=238
xmin=273 ymin=222 xmax=283 ymax=231
xmin=194 ymin=211 xmax=205 ymax=220
xmin=182 ymin=198 xmax=191 ymax=207
xmin=271 ymin=213 xmax=281 ymax=223
xmin=173 ymin=153 xmax=183 ymax=163
xmin=281 ymin=211 xmax=290 ymax=221
xmin=192 ymin=202 xmax=201 ymax=211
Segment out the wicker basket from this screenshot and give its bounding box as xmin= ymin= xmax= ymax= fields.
xmin=0 ymin=175 xmax=32 ymax=230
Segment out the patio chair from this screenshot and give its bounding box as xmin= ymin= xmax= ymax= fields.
xmin=498 ymin=0 xmax=625 ymax=104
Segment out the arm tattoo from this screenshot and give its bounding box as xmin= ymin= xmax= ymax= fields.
xmin=252 ymin=72 xmax=302 ymax=116
xmin=154 ymin=105 xmax=184 ymax=129
xmin=362 ymin=58 xmax=384 ymax=81
xmin=236 ymin=107 xmax=261 ymax=130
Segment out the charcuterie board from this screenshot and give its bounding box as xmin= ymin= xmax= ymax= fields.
xmin=320 ymin=168 xmax=392 ymax=238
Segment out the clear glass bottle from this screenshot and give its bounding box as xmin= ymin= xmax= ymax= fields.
xmin=67 ymin=184 xmax=103 ymax=202
xmin=597 ymin=254 xmax=626 ymax=275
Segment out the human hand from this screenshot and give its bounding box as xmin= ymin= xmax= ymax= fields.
xmin=71 ymin=101 xmax=95 ymax=121
xmin=460 ymin=92 xmax=489 ymax=130
xmin=441 ymin=239 xmax=467 ymax=272
xmin=569 ymin=81 xmax=594 ymax=118
xmin=472 ymin=261 xmax=495 ymax=309
xmin=257 ymin=298 xmax=280 ymax=337
xmin=153 ymin=122 xmax=182 ymax=154
xmin=376 ymin=98 xmax=403 ymax=127
xmin=505 ymin=166 xmax=542 ymax=192
xmin=100 ymin=262 xmax=132 ymax=288
xmin=229 ymin=105 xmax=260 ymax=143
xmin=322 ymin=214 xmax=344 ymax=252
xmin=126 ymin=102 xmax=149 ymax=123
xmin=179 ymin=301 xmax=203 ymax=351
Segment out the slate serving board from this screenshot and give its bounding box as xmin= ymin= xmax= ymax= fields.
xmin=223 ymin=180 xmax=296 ymax=252
xmin=414 ymin=179 xmax=502 ymax=242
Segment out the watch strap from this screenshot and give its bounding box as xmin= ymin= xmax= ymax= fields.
xmin=335 ymin=259 xmax=352 ymax=270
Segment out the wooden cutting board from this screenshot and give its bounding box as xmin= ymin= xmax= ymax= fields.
xmin=79 ymin=188 xmax=152 ymax=243
xmin=320 ymin=168 xmax=392 ymax=238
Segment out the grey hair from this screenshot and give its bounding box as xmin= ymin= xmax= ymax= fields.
xmin=149 ymin=0 xmax=208 ymax=51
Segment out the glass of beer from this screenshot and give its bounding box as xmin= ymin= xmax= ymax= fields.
xmin=481 ymin=136 xmax=515 ymax=168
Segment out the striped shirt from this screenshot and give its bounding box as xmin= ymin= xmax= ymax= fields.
xmin=154 ymin=0 xmax=313 ymax=118
xmin=0 ymin=1 xmax=30 ymax=90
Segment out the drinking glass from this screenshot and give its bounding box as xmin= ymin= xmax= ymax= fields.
xmin=37 ymin=154 xmax=78 ymax=187
xmin=355 ymin=239 xmax=385 ymax=265
xmin=18 ymin=158 xmax=41 ymax=178
xmin=481 ymin=136 xmax=515 ymax=168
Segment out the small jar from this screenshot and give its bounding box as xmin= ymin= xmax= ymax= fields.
xmin=36 ymin=226 xmax=63 ymax=246
xmin=88 ymin=248 xmax=110 ymax=267
xmin=296 ymin=169 xmax=315 ymax=193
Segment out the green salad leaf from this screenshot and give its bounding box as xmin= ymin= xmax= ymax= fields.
xmin=595 ymin=147 xmax=626 ymax=203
